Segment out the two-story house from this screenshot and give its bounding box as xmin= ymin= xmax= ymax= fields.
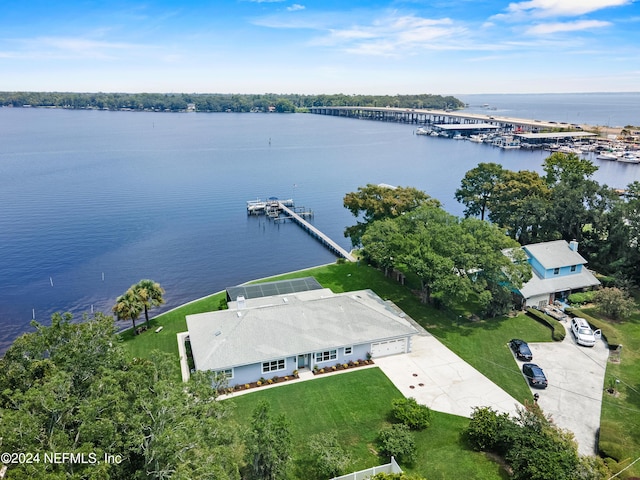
xmin=513 ymin=240 xmax=600 ymax=308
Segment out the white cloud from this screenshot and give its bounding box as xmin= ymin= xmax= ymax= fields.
xmin=498 ymin=0 xmax=632 ymax=19
xmin=526 ymin=19 xmax=612 ymax=34
xmin=9 ymin=36 xmax=150 ymax=60
xmin=287 ymin=4 xmax=305 ymax=12
xmin=312 ymin=13 xmax=467 ymax=56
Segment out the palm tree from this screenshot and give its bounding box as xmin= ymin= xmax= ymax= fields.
xmin=112 ymin=288 xmax=143 ymax=334
xmin=133 ymin=279 xmax=165 ymax=328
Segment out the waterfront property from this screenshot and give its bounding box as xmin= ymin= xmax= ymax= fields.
xmin=182 ymin=280 xmax=418 ymax=385
xmin=507 ymin=240 xmax=600 ymax=308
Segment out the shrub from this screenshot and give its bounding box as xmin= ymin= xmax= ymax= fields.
xmin=307 ymin=432 xmax=352 ymax=478
xmin=593 ymin=287 xmax=635 ymax=320
xmin=391 ymin=397 xmax=432 ymax=430
xmin=466 ymin=406 xmax=515 ymax=455
xmin=377 ymin=424 xmax=416 ymax=465
xmin=567 ymin=291 xmax=595 ymax=306
xmin=525 ymin=308 xmax=566 ymax=341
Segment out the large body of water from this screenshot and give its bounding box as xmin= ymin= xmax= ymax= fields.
xmin=1 ymin=93 xmax=639 ymax=353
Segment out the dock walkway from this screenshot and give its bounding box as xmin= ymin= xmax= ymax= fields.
xmin=277 ymin=202 xmax=356 ymax=262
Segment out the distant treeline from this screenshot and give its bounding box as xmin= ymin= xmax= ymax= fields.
xmin=0 ymin=92 xmax=464 ymax=113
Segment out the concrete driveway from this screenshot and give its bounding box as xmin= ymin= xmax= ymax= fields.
xmin=520 ymin=320 xmax=609 ymax=456
xmin=375 ymin=332 xmax=523 ymax=418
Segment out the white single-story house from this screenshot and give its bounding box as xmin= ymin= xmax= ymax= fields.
xmin=508 ymin=239 xmax=600 ymax=308
xmin=183 ymin=285 xmax=418 ymax=386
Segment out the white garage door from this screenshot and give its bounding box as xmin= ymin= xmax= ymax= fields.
xmin=370 ymin=338 xmax=407 ymax=358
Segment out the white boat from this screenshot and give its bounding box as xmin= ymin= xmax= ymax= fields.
xmin=469 ymin=134 xmax=485 ymax=143
xmin=493 ymin=135 xmax=521 ymax=149
xmin=596 ymin=152 xmax=618 ymax=161
xmin=453 ymin=134 xmax=464 ymax=140
xmin=618 ymin=153 xmax=640 ymax=164
xmin=415 ymin=126 xmax=430 ymax=135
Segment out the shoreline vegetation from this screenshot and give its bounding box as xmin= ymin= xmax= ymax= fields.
xmin=0 ymin=92 xmax=464 ymax=113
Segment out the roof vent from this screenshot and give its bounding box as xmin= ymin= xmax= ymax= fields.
xmin=283 ymin=297 xmax=288 ymax=303
xmin=214 ymin=330 xmax=222 ymax=336
xmin=237 ymin=295 xmax=246 ymax=309
xmin=237 ymin=311 xmax=242 ymax=318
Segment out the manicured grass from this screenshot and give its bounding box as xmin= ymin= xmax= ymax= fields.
xmin=228 ymin=368 xmax=508 ymax=480
xmin=120 ymin=291 xmax=226 ymax=360
xmin=122 ymin=261 xmax=555 ymax=402
xmin=581 ymin=305 xmax=640 ymax=477
xmin=249 ymin=262 xmax=554 ymax=403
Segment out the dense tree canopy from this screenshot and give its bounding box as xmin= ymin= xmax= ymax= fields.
xmin=456 ymin=153 xmax=640 ymax=285
xmin=454 ymin=162 xmax=505 ymax=220
xmin=343 ymin=184 xmax=439 ymax=247
xmin=245 ymin=401 xmax=292 ymax=480
xmin=0 ymin=313 xmax=242 ymax=480
xmin=361 ymin=204 xmax=531 ymax=315
xmin=0 ymin=92 xmax=464 ymax=112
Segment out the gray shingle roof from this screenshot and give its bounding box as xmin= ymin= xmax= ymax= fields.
xmin=524 ymin=240 xmax=587 ymax=269
xmin=519 ymin=268 xmax=600 ymax=298
xmin=187 ymin=289 xmax=417 ymax=371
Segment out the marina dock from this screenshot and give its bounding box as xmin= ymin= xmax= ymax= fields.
xmin=247 ymin=198 xmax=355 ymax=262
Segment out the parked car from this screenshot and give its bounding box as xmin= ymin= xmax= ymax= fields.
xmin=509 ymin=339 xmax=533 ymax=361
xmin=570 ymin=317 xmax=600 ymax=347
xmin=522 ymin=363 xmax=548 ymax=389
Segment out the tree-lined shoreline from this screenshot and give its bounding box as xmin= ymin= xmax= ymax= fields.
xmin=0 ymin=92 xmax=464 ymax=113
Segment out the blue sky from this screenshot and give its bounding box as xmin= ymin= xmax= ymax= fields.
xmin=1 ymin=0 xmax=639 ymax=94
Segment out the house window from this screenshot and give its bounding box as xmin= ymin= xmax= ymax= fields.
xmin=217 ymin=368 xmax=233 ymax=379
xmin=262 ymin=359 xmax=285 ymax=373
xmin=315 ymin=350 xmax=337 ymax=363
xmin=553 ymin=268 xmax=560 ymax=275
xmin=570 ymin=265 xmax=577 ymax=272
xmin=344 ymin=346 xmax=353 ymax=356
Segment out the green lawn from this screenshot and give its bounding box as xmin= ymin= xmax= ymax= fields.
xmin=119 ymin=261 xmax=572 ymax=477
xmin=228 ymin=368 xmax=508 ymax=480
xmin=122 ymin=262 xmax=555 ymax=402
xmin=120 ymin=291 xmax=226 ymax=360
xmin=579 ymin=305 xmax=640 ymax=477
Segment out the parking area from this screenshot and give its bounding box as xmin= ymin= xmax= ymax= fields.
xmin=518 ymin=321 xmax=609 ymax=456
xmin=375 ymin=332 xmax=522 ymax=419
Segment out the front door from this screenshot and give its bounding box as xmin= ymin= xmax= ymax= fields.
xmin=297 ymin=354 xmax=307 ymax=369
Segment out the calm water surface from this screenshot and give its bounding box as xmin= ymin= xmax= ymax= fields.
xmin=1 ymin=95 xmax=639 ymax=352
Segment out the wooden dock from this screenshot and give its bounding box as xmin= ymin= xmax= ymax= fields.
xmin=277 ymin=202 xmax=356 ymax=262
xmin=246 ymin=198 xmax=355 ymax=262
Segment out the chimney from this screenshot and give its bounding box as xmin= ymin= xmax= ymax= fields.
xmin=569 ymin=240 xmax=578 ymax=252
xmin=236 ymin=295 xmax=246 ymax=310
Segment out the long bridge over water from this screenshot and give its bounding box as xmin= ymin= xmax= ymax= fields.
xmin=309 ymin=106 xmax=573 ymax=132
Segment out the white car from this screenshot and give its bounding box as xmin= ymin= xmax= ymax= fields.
xmin=570 ymin=317 xmax=601 ymax=347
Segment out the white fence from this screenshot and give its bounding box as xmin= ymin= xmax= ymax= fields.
xmin=330 ymin=457 xmax=402 ymax=480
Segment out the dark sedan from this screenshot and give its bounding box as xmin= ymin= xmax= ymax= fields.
xmin=522 ymin=363 xmax=548 ymax=389
xmin=509 ymin=339 xmax=533 ymax=361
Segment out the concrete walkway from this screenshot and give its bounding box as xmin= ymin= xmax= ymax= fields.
xmin=375 ymin=332 xmax=523 ymax=418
